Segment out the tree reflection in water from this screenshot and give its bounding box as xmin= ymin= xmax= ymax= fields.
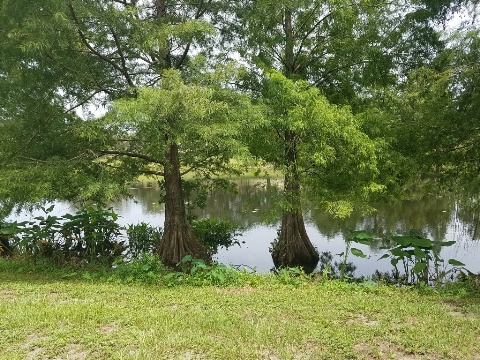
xmin=9 ymin=180 xmax=478 ymax=276
xmin=123 ymin=180 xmax=479 ymax=276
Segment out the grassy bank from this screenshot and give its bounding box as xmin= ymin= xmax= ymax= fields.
xmin=135 ymin=167 xmax=283 ymax=184
xmin=1 ymin=261 xmax=480 ymax=359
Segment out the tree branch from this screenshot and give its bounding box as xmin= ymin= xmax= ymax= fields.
xmin=68 ymin=4 xmax=135 ymax=87
xmin=109 ymin=26 xmax=135 ymax=87
xmin=101 ymin=163 xmax=165 ymax=177
xmin=175 ymin=41 xmax=192 ymax=69
xmin=294 ymin=10 xmax=334 ymax=65
xmin=314 ymin=60 xmax=370 ymax=86
xmin=138 ymin=169 xmax=165 ymax=177
xmin=101 ymin=150 xmax=164 ymax=165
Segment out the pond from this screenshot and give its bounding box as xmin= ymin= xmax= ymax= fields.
xmin=8 ymin=179 xmax=480 ymax=277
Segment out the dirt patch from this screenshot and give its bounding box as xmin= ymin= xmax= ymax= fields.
xmin=354 ymin=341 xmax=437 ymax=360
xmin=100 ymin=323 xmax=118 ymax=334
xmin=257 ymin=344 xmax=322 ymax=360
xmin=243 ymin=309 xmax=269 ymax=323
xmin=166 ymin=350 xmax=206 ymax=359
xmin=442 ymin=300 xmax=476 ymax=319
xmin=291 ymin=342 xmax=321 ymax=359
xmin=23 ymin=333 xmax=49 ymax=360
xmin=183 ymin=350 xmax=206 ymax=360
xmin=23 ymin=333 xmax=48 ymax=348
xmin=52 ymin=344 xmax=88 ymax=360
xmin=26 ymin=346 xmax=44 ymax=360
xmin=0 ymin=288 xmax=19 ymax=300
xmin=259 ymin=349 xmax=281 ymax=360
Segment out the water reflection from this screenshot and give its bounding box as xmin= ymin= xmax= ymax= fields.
xmin=8 ymin=179 xmax=480 ymax=276
xmin=125 ymin=179 xmax=479 ymax=275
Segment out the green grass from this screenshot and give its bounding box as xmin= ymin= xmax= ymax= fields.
xmin=1 ymin=261 xmax=480 ymax=359
xmin=135 ymin=167 xmax=282 ymax=184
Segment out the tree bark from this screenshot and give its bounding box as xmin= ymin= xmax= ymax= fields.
xmin=156 ymin=142 xmax=208 ymax=267
xmin=271 ymin=130 xmax=319 ymax=273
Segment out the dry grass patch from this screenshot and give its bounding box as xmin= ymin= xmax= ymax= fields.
xmin=215 ymin=286 xmax=257 ymax=295
xmin=99 ymin=323 xmax=118 ymax=334
xmin=0 ymin=288 xmax=20 ymax=301
xmin=259 ymin=348 xmax=281 ymax=360
xmin=442 ymin=299 xmax=478 ymax=319
xmin=52 ymin=344 xmax=88 ymax=360
xmin=22 ymin=333 xmax=49 ymax=360
xmin=354 ymin=341 xmax=438 ymax=360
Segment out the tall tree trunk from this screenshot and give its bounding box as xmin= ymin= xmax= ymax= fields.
xmin=153 ymin=1 xmax=205 ymax=266
xmin=156 ymin=142 xmax=208 ymax=267
xmin=271 ymin=10 xmax=319 ymax=273
xmin=271 ymin=131 xmax=319 ymax=273
xmin=284 ymin=8 xmax=295 ymax=76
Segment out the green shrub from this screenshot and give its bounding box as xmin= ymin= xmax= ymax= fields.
xmin=0 ymin=221 xmax=22 ymax=257
xmin=160 ymin=255 xmax=262 ymax=287
xmin=6 ymin=205 xmax=124 ymax=264
xmin=126 ymin=222 xmax=163 ymax=258
xmin=191 ymin=218 xmax=242 ymax=256
xmin=274 ymin=267 xmax=312 ymax=286
xmin=112 ymin=254 xmax=166 ymax=283
xmin=378 ymin=230 xmax=467 ymax=285
xmin=61 ymin=205 xmax=124 ymax=262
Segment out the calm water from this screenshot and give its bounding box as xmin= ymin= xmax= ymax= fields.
xmin=8 ymin=179 xmax=480 ymax=276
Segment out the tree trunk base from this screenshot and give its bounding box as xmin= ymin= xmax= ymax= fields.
xmin=156 ymin=217 xmax=208 ymax=268
xmin=271 ymin=211 xmax=319 ymax=274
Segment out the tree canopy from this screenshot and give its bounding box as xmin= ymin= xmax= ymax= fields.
xmin=1 ymin=0 xmax=478 ymax=268
xmin=256 ymin=72 xmax=381 ymax=216
xmin=393 ymin=27 xmax=480 ymax=192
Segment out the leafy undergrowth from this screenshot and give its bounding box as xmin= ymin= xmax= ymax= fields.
xmin=1 ymin=258 xmax=480 ymax=359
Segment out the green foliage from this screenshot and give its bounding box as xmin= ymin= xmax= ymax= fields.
xmin=336 ymin=230 xmax=376 ymax=281
xmin=274 ymin=267 xmax=312 ymax=287
xmin=104 ymin=69 xmax=252 ymax=178
xmin=390 ymin=28 xmax=480 ymax=193
xmin=3 ymin=205 xmax=123 ymax=264
xmin=317 ymin=251 xmax=362 ymax=283
xmin=126 ymin=222 xmax=162 ymax=258
xmin=72 ymin=254 xmax=262 ymax=287
xmin=255 ymin=72 xmax=382 ymax=216
xmin=112 ymin=254 xmax=166 ymax=284
xmin=0 ymin=0 xmax=246 ymax=209
xmin=456 ymin=271 xmax=480 ymax=295
xmin=229 ymin=0 xmax=450 ymax=105
xmin=168 ymin=256 xmax=232 ymax=286
xmin=379 ymin=231 xmax=467 ymax=285
xmin=109 ymin=255 xmax=318 ymax=288
xmin=16 ymin=205 xmax=62 ymax=258
xmin=0 ymin=220 xmax=27 ymax=255
xmin=191 ymin=218 xmax=242 ymax=256
xmin=126 ymin=217 xmax=243 ymax=260
xmin=0 ymin=220 xmax=20 ymax=256
xmin=61 ymin=205 xmax=123 ymax=261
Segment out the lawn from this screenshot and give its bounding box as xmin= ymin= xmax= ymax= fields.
xmin=1 ymin=267 xmax=480 ymax=359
